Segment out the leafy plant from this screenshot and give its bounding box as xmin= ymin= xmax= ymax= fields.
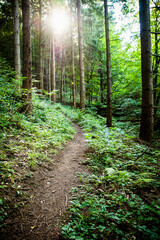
xmin=0 ymin=69 xmax=76 ymax=227
xmin=60 ymin=106 xmax=160 ymax=240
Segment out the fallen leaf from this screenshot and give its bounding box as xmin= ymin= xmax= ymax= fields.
xmin=30 ymin=225 xmax=37 ymax=231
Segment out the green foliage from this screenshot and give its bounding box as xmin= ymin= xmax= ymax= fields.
xmin=0 ymin=60 xmax=76 ymax=227
xmin=0 ymin=199 xmax=8 ymax=227
xmin=0 ymin=1 xmax=14 ymax=65
xmin=0 ymin=100 xmax=76 ymax=226
xmin=0 ymin=58 xmax=22 ymax=129
xmin=60 ymin=106 xmax=160 ymax=240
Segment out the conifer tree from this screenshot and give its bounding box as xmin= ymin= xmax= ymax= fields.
xmin=22 ymin=0 xmax=32 ymax=113
xmin=139 ymin=0 xmax=154 ymax=142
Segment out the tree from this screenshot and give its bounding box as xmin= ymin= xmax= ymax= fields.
xmin=71 ymin=0 xmax=76 ymax=108
xmin=22 ymin=0 xmax=32 ymax=113
xmin=60 ymin=38 xmax=65 ymax=103
xmin=139 ymin=0 xmax=154 ymax=142
xmin=51 ymin=31 xmax=56 ymax=102
xmin=39 ymin=0 xmax=43 ymax=90
xmin=50 ymin=0 xmax=56 ymax=103
xmin=13 ymin=0 xmax=21 ymax=83
xmin=104 ymin=0 xmax=112 ymax=127
xmin=151 ymin=0 xmax=160 ymax=123
xmin=77 ymin=0 xmax=85 ymax=109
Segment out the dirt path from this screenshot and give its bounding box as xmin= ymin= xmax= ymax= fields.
xmin=0 ymin=123 xmax=89 ymax=240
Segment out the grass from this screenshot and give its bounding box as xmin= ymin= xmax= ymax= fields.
xmin=60 ymin=106 xmax=160 ymax=240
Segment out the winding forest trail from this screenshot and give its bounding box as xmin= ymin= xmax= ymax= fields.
xmin=1 ymin=123 xmax=89 ymax=240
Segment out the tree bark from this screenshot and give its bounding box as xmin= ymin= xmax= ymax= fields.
xmin=139 ymin=0 xmax=154 ymax=142
xmin=22 ymin=0 xmax=32 ymax=113
xmin=13 ymin=0 xmax=21 ymax=83
xmin=51 ymin=34 xmax=56 ymax=102
xmin=99 ymin=68 xmax=104 ymax=104
xmin=48 ymin=37 xmax=52 ymax=100
xmin=39 ymin=0 xmax=43 ymax=90
xmin=71 ymin=0 xmax=76 ymax=108
xmin=104 ymin=0 xmax=112 ymax=127
xmin=77 ymin=0 xmax=85 ymax=110
xmin=153 ymin=6 xmax=159 ymax=117
xmin=50 ymin=0 xmax=56 ymax=103
xmin=60 ymin=40 xmax=65 ymax=103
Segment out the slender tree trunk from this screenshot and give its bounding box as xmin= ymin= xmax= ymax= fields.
xmin=71 ymin=0 xmax=76 ymax=108
xmin=50 ymin=0 xmax=56 ymax=103
xmin=48 ymin=38 xmax=51 ymax=100
xmin=42 ymin=34 xmax=48 ymax=93
xmin=99 ymin=68 xmax=104 ymax=103
xmin=77 ymin=0 xmax=85 ymax=109
xmin=104 ymin=0 xmax=112 ymax=127
xmin=13 ymin=0 xmax=21 ymax=83
xmin=153 ymin=9 xmax=159 ymax=117
xmin=139 ymin=0 xmax=154 ymax=142
xmin=51 ymin=34 xmax=56 ymax=102
xmin=39 ymin=0 xmax=43 ymax=90
xmin=22 ymin=0 xmax=32 ymax=113
xmin=60 ymin=41 xmax=65 ymax=103
xmin=32 ymin=10 xmax=36 ymax=88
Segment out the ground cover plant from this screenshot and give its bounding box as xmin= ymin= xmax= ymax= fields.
xmin=60 ymin=106 xmax=160 ymax=240
xmin=0 ymin=93 xmax=76 ymax=227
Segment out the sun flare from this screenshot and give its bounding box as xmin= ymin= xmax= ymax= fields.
xmin=49 ymin=8 xmax=70 ymax=34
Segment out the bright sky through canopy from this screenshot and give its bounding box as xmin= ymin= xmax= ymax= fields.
xmin=49 ymin=8 xmax=70 ymax=35
xmin=112 ymin=2 xmax=140 ymax=47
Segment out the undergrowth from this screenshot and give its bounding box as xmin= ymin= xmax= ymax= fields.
xmin=0 ymin=96 xmax=75 ymax=227
xmin=60 ymin=106 xmax=160 ymax=240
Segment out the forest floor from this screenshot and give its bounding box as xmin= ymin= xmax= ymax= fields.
xmin=0 ymin=123 xmax=89 ymax=240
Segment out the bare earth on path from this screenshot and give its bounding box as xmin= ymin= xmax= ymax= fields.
xmin=0 ymin=123 xmax=89 ymax=240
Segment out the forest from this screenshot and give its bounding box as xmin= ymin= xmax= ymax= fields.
xmin=0 ymin=0 xmax=160 ymax=239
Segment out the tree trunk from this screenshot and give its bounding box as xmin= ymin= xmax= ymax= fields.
xmin=48 ymin=38 xmax=51 ymax=100
xmin=104 ymin=0 xmax=112 ymax=127
xmin=22 ymin=0 xmax=32 ymax=113
xmin=60 ymin=41 xmax=65 ymax=103
xmin=139 ymin=0 xmax=154 ymax=142
xmin=51 ymin=34 xmax=56 ymax=102
xmin=13 ymin=0 xmax=21 ymax=83
xmin=71 ymin=0 xmax=76 ymax=108
xmin=99 ymin=68 xmax=104 ymax=104
xmin=50 ymin=0 xmax=56 ymax=103
xmin=153 ymin=6 xmax=159 ymax=117
xmin=77 ymin=0 xmax=85 ymax=110
xmin=39 ymin=0 xmax=43 ymax=90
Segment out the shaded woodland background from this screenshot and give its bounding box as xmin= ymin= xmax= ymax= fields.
xmin=0 ymin=0 xmax=159 ymax=140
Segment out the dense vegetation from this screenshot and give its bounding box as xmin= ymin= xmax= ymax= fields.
xmin=0 ymin=56 xmax=160 ymax=239
xmin=0 ymin=0 xmax=159 ymax=131
xmin=0 ymin=0 xmax=160 ymax=239
xmin=60 ymin=106 xmax=160 ymax=239
xmin=0 ymin=58 xmax=76 ymax=226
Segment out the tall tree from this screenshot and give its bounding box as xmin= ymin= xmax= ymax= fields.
xmin=139 ymin=0 xmax=154 ymax=142
xmin=50 ymin=0 xmax=56 ymax=103
xmin=71 ymin=0 xmax=76 ymax=108
xmin=60 ymin=39 xmax=65 ymax=103
xmin=104 ymin=0 xmax=112 ymax=127
xmin=77 ymin=0 xmax=85 ymax=109
xmin=51 ymin=33 xmax=56 ymax=102
xmin=152 ymin=1 xmax=160 ymax=119
xmin=48 ymin=38 xmax=52 ymax=100
xmin=39 ymin=0 xmax=43 ymax=90
xmin=22 ymin=0 xmax=32 ymax=113
xmin=13 ymin=0 xmax=21 ymax=82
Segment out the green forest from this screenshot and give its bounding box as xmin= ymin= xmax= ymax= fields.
xmin=0 ymin=0 xmax=160 ymax=239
